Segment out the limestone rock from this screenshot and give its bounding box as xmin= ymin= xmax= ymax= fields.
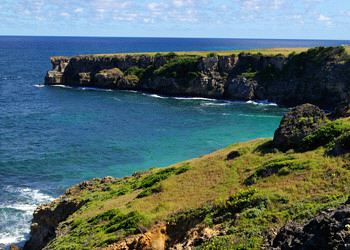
xmin=23 ymin=198 xmax=84 ymax=250
xmin=226 ymin=77 xmax=257 ymax=100
xmin=95 ymin=68 xmax=123 ymax=88
xmin=273 ymin=103 xmax=327 ymax=151
xmin=270 ymin=197 xmax=350 ymax=249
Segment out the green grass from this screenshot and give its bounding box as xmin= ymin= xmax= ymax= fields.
xmin=81 ymin=46 xmax=350 ymax=58
xmin=45 ymin=118 xmax=350 ymax=249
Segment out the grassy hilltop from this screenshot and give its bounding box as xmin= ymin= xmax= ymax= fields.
xmin=40 ymin=115 xmax=350 ymax=249
xmin=90 ymin=45 xmax=350 ymax=57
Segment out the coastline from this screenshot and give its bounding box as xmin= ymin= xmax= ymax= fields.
xmin=13 ymin=45 xmax=350 ymax=249
xmin=44 ymin=46 xmax=350 ymax=110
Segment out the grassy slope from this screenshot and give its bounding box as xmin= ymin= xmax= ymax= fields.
xmin=87 ymin=45 xmax=350 ymax=57
xmin=45 ymin=117 xmax=350 ymax=249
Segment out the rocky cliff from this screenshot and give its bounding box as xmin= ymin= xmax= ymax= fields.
xmin=45 ymin=46 xmax=350 ymax=109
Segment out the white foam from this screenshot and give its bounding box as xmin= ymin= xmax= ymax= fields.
xmin=50 ymin=84 xmax=73 ymax=89
xmin=0 ymin=186 xmax=54 ymax=248
xmin=142 ymin=93 xmax=167 ymax=99
xmin=246 ymin=100 xmax=277 ymax=106
xmin=80 ymin=87 xmax=113 ymax=91
xmin=0 ymin=236 xmax=19 ymax=245
xmin=200 ymin=102 xmax=229 ymax=106
xmin=34 ymin=84 xmax=45 ymax=87
xmin=172 ymin=96 xmax=216 ymax=101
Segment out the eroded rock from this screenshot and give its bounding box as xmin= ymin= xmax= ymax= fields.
xmin=273 ymin=103 xmax=327 ymax=151
xmin=270 ymin=197 xmax=350 ymax=249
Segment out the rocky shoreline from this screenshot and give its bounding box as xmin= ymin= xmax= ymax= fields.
xmin=45 ymin=46 xmax=350 ymax=109
xmin=18 ymin=46 xmax=350 ymax=249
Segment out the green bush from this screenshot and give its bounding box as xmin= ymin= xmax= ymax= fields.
xmin=124 ymin=66 xmax=145 ymax=78
xmin=300 ymin=121 xmax=347 ymax=151
xmin=245 ymin=157 xmax=307 ymax=185
xmin=337 ymin=132 xmax=350 ymax=149
xmin=207 ymin=52 xmax=217 ymax=57
xmin=164 ymin=52 xmax=177 ymax=59
xmin=154 ymin=56 xmax=200 ymax=79
xmin=136 ymin=184 xmax=162 ymax=198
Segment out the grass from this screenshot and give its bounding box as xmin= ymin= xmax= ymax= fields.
xmin=77 ymin=46 xmax=350 ymax=58
xmin=44 ymin=118 xmax=350 ymax=249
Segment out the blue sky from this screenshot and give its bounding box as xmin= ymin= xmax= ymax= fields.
xmin=1 ymin=0 xmax=350 ymax=39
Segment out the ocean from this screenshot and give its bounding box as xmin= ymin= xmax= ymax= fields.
xmin=1 ymin=36 xmax=349 ymax=249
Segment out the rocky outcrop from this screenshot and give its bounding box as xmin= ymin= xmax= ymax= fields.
xmin=24 ymin=176 xmax=118 ymax=250
xmin=270 ymin=197 xmax=350 ymax=249
xmin=44 ymin=46 xmax=350 ymax=109
xmin=273 ymin=103 xmax=327 ymax=151
xmin=23 ymin=197 xmax=84 ymax=250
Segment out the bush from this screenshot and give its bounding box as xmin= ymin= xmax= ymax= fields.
xmin=164 ymin=52 xmax=177 ymax=59
xmin=124 ymin=66 xmax=145 ymax=78
xmin=154 ymin=56 xmax=200 ymax=79
xmin=245 ymin=157 xmax=308 ymax=185
xmin=207 ymin=52 xmax=217 ymax=57
xmin=300 ymin=121 xmax=347 ymax=151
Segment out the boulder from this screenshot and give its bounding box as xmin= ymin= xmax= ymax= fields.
xmin=270 ymin=197 xmax=350 ymax=249
xmin=273 ymin=103 xmax=327 ymax=151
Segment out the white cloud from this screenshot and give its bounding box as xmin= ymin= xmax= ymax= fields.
xmin=35 ymin=16 xmax=46 ymax=21
xmin=167 ymin=9 xmax=198 ymax=22
xmin=240 ymin=0 xmax=261 ymax=11
xmin=221 ymin=5 xmax=227 ymax=11
xmin=340 ymin=10 xmax=350 ymax=16
xmin=172 ymin=0 xmax=195 ymax=8
xmin=74 ymin=8 xmax=84 ymax=13
xmin=271 ymin=0 xmax=285 ymax=10
xmin=113 ymin=13 xmax=138 ymax=21
xmin=286 ymin=15 xmax=302 ymax=19
xmin=60 ymin=12 xmax=70 ymax=17
xmin=318 ymin=14 xmax=330 ymax=21
xmin=148 ymin=2 xmax=168 ymax=12
xmin=143 ymin=18 xmax=155 ymax=23
xmin=20 ymin=9 xmax=31 ymax=15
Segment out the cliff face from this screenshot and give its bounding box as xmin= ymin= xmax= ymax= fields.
xmin=45 ymin=46 xmax=350 ymax=109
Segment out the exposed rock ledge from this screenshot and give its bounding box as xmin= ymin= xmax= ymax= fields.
xmin=45 ymin=46 xmax=350 ymax=109
xmin=269 ymin=196 xmax=350 ymax=249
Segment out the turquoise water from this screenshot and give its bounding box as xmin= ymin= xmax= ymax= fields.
xmin=1 ymin=36 xmax=349 ymax=248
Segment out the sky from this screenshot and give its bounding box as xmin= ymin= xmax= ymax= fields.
xmin=1 ymin=0 xmax=350 ymax=39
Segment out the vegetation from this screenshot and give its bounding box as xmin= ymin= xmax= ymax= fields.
xmin=282 ymin=46 xmax=350 ymax=78
xmin=154 ymin=56 xmax=200 ymax=79
xmin=124 ymin=66 xmax=145 ymax=78
xmin=300 ymin=120 xmax=350 ymax=151
xmin=44 ymin=116 xmax=350 ymax=249
xmin=91 ymin=45 xmax=350 ymax=58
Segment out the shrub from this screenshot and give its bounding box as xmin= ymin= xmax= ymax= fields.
xmin=300 ymin=121 xmax=347 ymax=151
xmin=207 ymin=52 xmax=217 ymax=57
xmin=154 ymin=56 xmax=200 ymax=79
xmin=164 ymin=52 xmax=177 ymax=59
xmin=136 ymin=184 xmax=162 ymax=198
xmin=124 ymin=66 xmax=145 ymax=78
xmin=245 ymin=157 xmax=308 ymax=185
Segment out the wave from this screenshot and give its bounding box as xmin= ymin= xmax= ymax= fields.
xmin=140 ymin=93 xmax=278 ymax=106
xmin=172 ymin=96 xmax=217 ymax=101
xmin=45 ymin=85 xmax=278 ymax=106
xmin=141 ymin=93 xmax=167 ymax=99
xmin=33 ymin=84 xmax=45 ymax=87
xmin=200 ymin=102 xmax=229 ymax=106
xmin=0 ymin=186 xmax=53 ymax=248
xmin=49 ymin=85 xmax=113 ymax=91
xmin=245 ymin=100 xmax=277 ymax=106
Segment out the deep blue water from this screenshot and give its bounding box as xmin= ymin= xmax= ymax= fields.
xmin=1 ymin=36 xmax=349 ymax=248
